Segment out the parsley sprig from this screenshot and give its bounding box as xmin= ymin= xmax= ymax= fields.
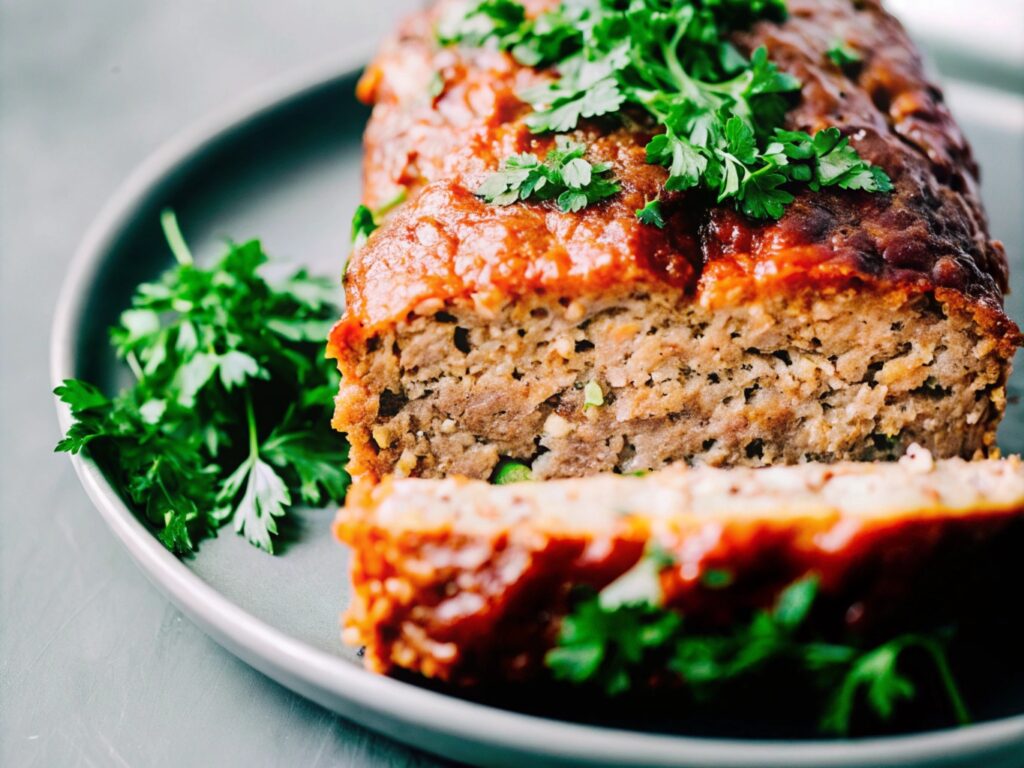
xmin=546 ymin=550 xmax=969 ymax=734
xmin=441 ymin=0 xmax=892 ymax=220
xmin=346 ymin=188 xmax=408 ymax=279
xmin=635 ymin=198 xmax=667 ymax=228
xmin=476 ymin=135 xmax=620 ymax=212
xmin=55 ymin=211 xmax=350 ymax=555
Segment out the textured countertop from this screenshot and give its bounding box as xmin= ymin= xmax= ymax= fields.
xmin=0 ymin=1 xmax=445 ymax=765
xmin=1 ymin=2 xmax=1021 ymax=767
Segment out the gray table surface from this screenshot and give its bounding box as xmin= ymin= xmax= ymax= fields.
xmin=0 ymin=1 xmax=447 ymax=766
xmin=1 ymin=3 xmax=1021 ymax=768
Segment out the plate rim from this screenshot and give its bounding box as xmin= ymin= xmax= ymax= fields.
xmin=50 ymin=55 xmax=1024 ymax=768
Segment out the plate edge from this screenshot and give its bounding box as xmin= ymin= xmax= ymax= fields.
xmin=48 ymin=51 xmax=1024 ymax=768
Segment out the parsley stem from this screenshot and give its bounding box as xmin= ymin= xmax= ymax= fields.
xmin=153 ymin=461 xmax=179 ymax=519
xmin=244 ymin=389 xmax=259 ymax=459
xmin=374 ymin=188 xmax=407 ymax=218
xmin=160 ymin=209 xmax=195 ymax=267
xmin=126 ymin=351 xmax=144 ymax=381
xmin=919 ymin=637 xmax=971 ymax=726
xmin=661 ymin=31 xmax=689 ymax=94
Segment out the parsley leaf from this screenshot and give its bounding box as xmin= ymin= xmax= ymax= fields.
xmin=822 ymin=634 xmax=970 ymax=735
xmin=827 ymin=40 xmax=863 ymax=69
xmin=442 ymin=0 xmax=892 ymax=221
xmin=809 ymin=126 xmax=894 ymax=192
xmin=437 ymin=0 xmax=528 ymax=50
xmin=547 ymin=546 xmax=679 ymax=695
xmin=55 ymin=210 xmax=350 ymax=555
xmin=345 ymin=188 xmax=407 ymax=279
xmin=548 ymin=598 xmax=681 ymax=696
xmin=350 ymin=187 xmax=408 ymax=251
xmin=221 ymin=450 xmax=291 ymax=554
xmin=548 ymin=593 xmax=684 ymax=696
xmin=476 ymin=135 xmax=620 ymax=212
xmin=636 ymin=199 xmax=666 ymax=228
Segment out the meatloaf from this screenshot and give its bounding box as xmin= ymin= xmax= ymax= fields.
xmin=338 ymin=448 xmax=1024 ymax=684
xmin=328 ymin=0 xmax=1021 ymax=482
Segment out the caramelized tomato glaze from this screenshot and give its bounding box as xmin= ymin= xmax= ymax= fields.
xmin=331 ymin=0 xmax=1019 ymax=355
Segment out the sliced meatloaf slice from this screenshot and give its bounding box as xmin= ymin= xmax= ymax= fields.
xmin=337 ymin=448 xmax=1024 ymax=684
xmin=329 ymin=0 xmax=1021 ymax=482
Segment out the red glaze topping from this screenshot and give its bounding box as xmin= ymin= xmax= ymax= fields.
xmin=333 ymin=0 xmax=1018 ymax=352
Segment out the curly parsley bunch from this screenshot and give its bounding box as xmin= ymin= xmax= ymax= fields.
xmin=56 ymin=212 xmax=349 ymax=555
xmin=443 ymin=0 xmax=891 ymax=221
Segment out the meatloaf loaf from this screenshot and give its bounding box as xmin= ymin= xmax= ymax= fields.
xmin=338 ymin=448 xmax=1024 ymax=684
xmin=328 ymin=0 xmax=1021 ymax=482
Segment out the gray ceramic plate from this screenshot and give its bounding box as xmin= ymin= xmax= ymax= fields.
xmin=52 ymin=51 xmax=1024 ymax=768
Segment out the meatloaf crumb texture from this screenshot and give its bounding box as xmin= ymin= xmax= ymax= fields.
xmin=329 ymin=0 xmax=1020 ymax=482
xmin=337 ymin=451 xmax=1024 ymax=684
xmin=337 ymin=286 xmax=1009 ymax=481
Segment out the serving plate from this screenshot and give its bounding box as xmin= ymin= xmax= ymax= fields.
xmin=52 ymin=52 xmax=1024 ymax=767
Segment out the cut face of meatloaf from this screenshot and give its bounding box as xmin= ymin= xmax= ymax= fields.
xmin=337 ymin=449 xmax=1024 ymax=684
xmin=334 ymin=281 xmax=1012 ymax=481
xmin=329 ymin=0 xmax=1021 ymax=482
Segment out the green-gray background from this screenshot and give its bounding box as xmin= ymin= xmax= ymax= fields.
xmin=1 ymin=1 xmax=445 ymax=765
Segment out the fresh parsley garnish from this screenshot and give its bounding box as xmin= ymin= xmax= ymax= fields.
xmin=438 ymin=0 xmax=527 ymax=50
xmin=827 ymin=40 xmax=863 ymax=69
xmin=821 ymin=633 xmax=971 ymax=735
xmin=55 ymin=211 xmax=349 ymax=555
xmin=442 ymin=0 xmax=892 ymax=222
xmin=350 ymin=205 xmax=379 ymax=251
xmin=548 ymin=597 xmax=681 ymax=696
xmin=476 ymin=135 xmax=620 ymax=212
xmin=345 ymin=188 xmax=407 ymax=279
xmin=546 ymin=550 xmax=969 ymax=734
xmin=635 ymin=199 xmax=666 ymax=228
xmin=350 ymin=188 xmax=408 ymax=251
